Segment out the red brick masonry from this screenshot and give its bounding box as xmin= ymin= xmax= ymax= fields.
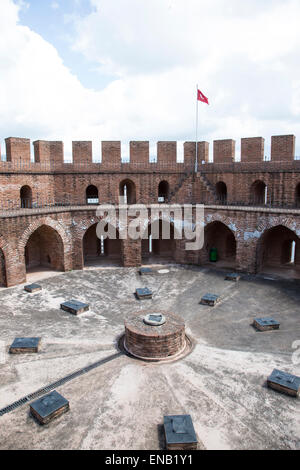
xmin=124 ymin=310 xmax=186 ymax=359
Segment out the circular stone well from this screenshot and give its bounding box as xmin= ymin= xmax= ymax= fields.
xmin=124 ymin=310 xmax=186 ymax=360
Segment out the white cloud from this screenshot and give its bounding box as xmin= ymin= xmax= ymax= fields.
xmin=0 ymin=0 xmax=300 ymax=160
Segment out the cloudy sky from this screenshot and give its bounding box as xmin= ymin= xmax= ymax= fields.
xmin=1 ymin=0 xmax=300 ymax=160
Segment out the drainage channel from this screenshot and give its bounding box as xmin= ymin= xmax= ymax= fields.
xmin=0 ymin=351 xmax=122 ymax=417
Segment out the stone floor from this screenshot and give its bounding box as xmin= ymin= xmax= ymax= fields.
xmin=0 ymin=264 xmax=299 ymax=450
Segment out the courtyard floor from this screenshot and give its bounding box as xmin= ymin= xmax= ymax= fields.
xmin=0 ymin=265 xmax=299 ymax=450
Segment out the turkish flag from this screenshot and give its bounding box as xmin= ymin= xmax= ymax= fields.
xmin=197 ymin=89 xmax=209 ymax=104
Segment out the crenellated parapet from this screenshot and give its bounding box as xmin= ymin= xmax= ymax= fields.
xmin=0 ymin=134 xmax=297 ymax=172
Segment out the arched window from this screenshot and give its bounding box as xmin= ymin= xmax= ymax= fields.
xmin=158 ymin=181 xmax=169 ymax=202
xmin=295 ymin=183 xmax=300 ymax=207
xmin=215 ymin=182 xmax=227 ymax=204
xmin=20 ymin=186 xmax=32 ymax=208
xmin=119 ymin=179 xmax=136 ymax=204
xmin=86 ymin=185 xmax=99 ymax=204
xmin=250 ymin=180 xmax=267 ymax=205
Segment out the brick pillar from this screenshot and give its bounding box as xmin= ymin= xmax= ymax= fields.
xmin=130 ymin=141 xmax=149 ymax=165
xmin=157 ymin=141 xmax=177 ymax=168
xmin=122 ymin=238 xmax=142 ymax=267
xmin=101 ymin=141 xmax=121 ymax=170
xmin=213 ymin=139 xmax=235 ymax=163
xmin=241 ymin=137 xmax=264 ymax=162
xmin=5 ymin=138 xmax=31 ymax=164
xmin=72 ymin=141 xmax=92 ymax=165
xmin=271 ymin=135 xmax=295 ymax=161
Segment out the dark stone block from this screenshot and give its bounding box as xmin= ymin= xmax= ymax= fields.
xmin=30 ymin=390 xmax=69 ymax=425
xmin=225 ymin=273 xmax=240 ymax=282
xmin=267 ymin=369 xmax=300 ymax=397
xmin=200 ymin=293 xmax=220 ymax=306
xmin=60 ymin=300 xmax=89 ymax=315
xmin=24 ymin=283 xmax=42 ymax=293
xmin=253 ymin=318 xmax=280 ymax=331
xmin=164 ymin=415 xmax=198 ymax=450
xmin=136 ymin=288 xmax=153 ymax=299
xmin=9 ymin=337 xmax=41 ymax=354
xmin=139 ymin=267 xmax=153 ymax=276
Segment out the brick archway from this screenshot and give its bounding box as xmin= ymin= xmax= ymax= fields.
xmin=256 ymin=221 xmax=300 ymax=274
xmin=19 ymin=217 xmax=72 ymax=272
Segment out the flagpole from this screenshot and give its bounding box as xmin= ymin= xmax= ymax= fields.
xmin=195 ymin=83 xmax=199 ymax=173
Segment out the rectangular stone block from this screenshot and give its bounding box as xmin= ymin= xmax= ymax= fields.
xmin=136 ymin=287 xmax=153 ymax=299
xmin=60 ymin=300 xmax=89 ymax=315
xmin=9 ymin=337 xmax=41 ymax=354
xmin=200 ymin=293 xmax=220 ymax=306
xmin=24 ymin=283 xmax=42 ymax=293
xmin=267 ymin=369 xmax=300 ymax=397
xmin=139 ymin=267 xmax=153 ymax=276
xmin=164 ymin=415 xmax=198 ymax=450
xmin=30 ymin=390 xmax=69 ymax=425
xmin=253 ymin=318 xmax=280 ymax=331
xmin=225 ymin=273 xmax=240 ymax=282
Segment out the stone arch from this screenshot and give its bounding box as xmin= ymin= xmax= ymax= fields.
xmin=215 ymin=181 xmax=227 ymax=203
xmin=250 ymin=180 xmax=267 ymax=205
xmin=256 ymin=224 xmax=300 ymax=274
xmin=201 ymin=220 xmax=237 ymax=267
xmin=82 ymin=222 xmax=122 ymax=267
xmin=24 ymin=225 xmax=65 ymax=273
xmin=19 ymin=218 xmax=71 ymax=274
xmin=119 ymin=179 xmax=136 ymax=204
xmin=20 ymin=185 xmax=32 ymax=208
xmin=141 ymin=217 xmax=180 ymax=263
xmin=86 ymin=185 xmax=99 ymax=204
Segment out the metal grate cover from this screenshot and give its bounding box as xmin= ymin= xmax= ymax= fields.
xmin=0 ymin=352 xmax=121 ymax=417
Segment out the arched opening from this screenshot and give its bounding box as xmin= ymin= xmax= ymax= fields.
xmin=257 ymin=225 xmax=300 ymax=278
xmin=20 ymin=186 xmax=32 ymax=208
xmin=142 ymin=219 xmax=176 ymax=264
xmin=119 ymin=179 xmax=136 ymax=204
xmin=215 ymin=181 xmax=227 ymax=204
xmin=86 ymin=185 xmax=99 ymax=204
xmin=24 ymin=225 xmax=65 ymax=276
xmin=202 ymin=221 xmax=236 ymax=268
xmin=295 ymin=183 xmax=300 ymax=208
xmin=158 ymin=181 xmax=169 ymax=202
xmin=250 ymin=180 xmax=267 ymax=205
xmin=83 ymin=223 xmax=122 ymax=267
xmin=0 ymin=248 xmax=7 ymax=287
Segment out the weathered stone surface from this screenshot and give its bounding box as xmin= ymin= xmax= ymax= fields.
xmin=253 ymin=318 xmax=280 ymax=331
xmin=30 ymin=390 xmax=69 ymax=425
xmin=200 ymin=293 xmax=220 ymax=306
xmin=135 ymin=288 xmax=153 ymax=300
xmin=267 ymin=369 xmax=300 ymax=397
xmin=60 ymin=300 xmax=89 ymax=315
xmin=9 ymin=337 xmax=41 ymax=354
xmin=24 ymin=283 xmax=42 ymax=293
xmin=164 ymin=415 xmax=198 ymax=450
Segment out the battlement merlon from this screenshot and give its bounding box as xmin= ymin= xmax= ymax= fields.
xmin=271 ymin=135 xmax=295 ymax=161
xmin=241 ymin=137 xmax=265 ymax=162
xmin=5 ymin=137 xmax=31 ymax=163
xmin=33 ymin=140 xmax=64 ymax=164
